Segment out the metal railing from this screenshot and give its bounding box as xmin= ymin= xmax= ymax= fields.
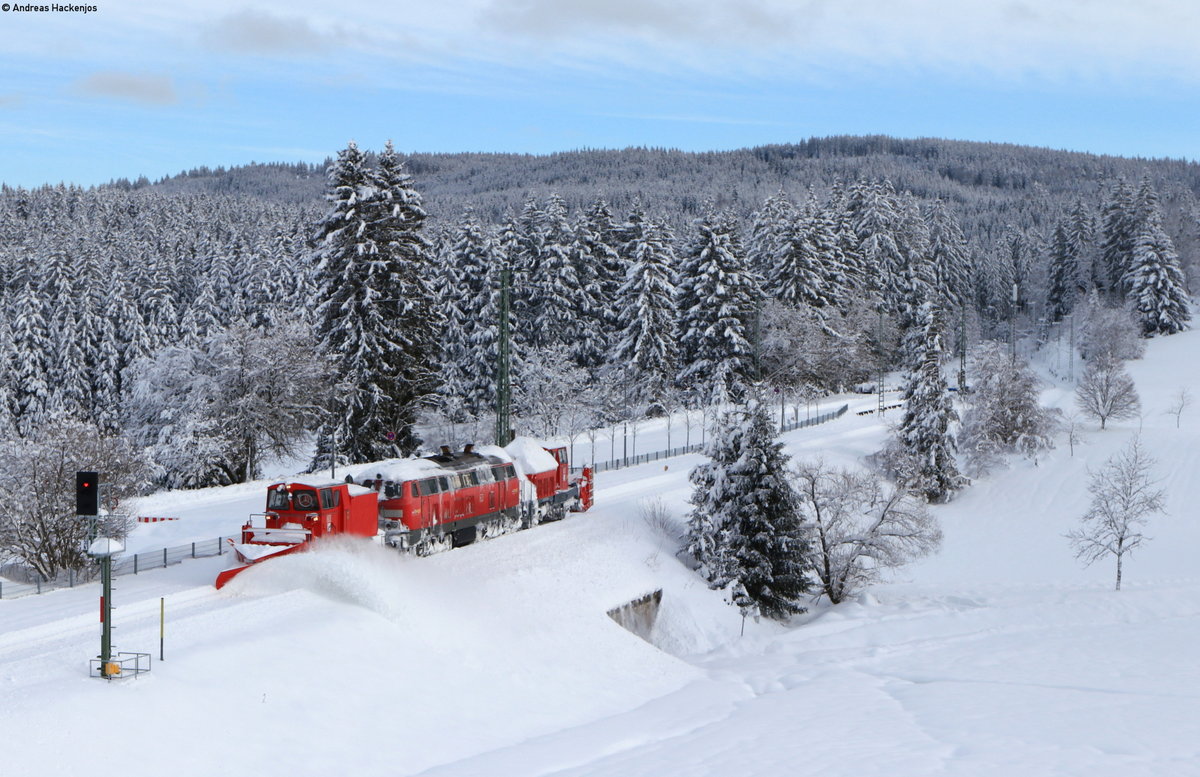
xmin=0 ymin=536 xmax=232 ymax=601
xmin=575 ymin=403 xmax=849 ymax=474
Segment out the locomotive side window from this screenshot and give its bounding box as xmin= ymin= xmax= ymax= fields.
xmin=439 ymin=476 xmax=451 ymax=492
xmin=476 ymin=467 xmax=493 ymax=483
xmin=292 ymin=489 xmax=319 ymax=510
xmin=503 ymin=464 xmax=516 ymax=479
xmin=410 ymin=482 xmax=419 ymax=498
xmin=419 ymin=479 xmax=438 ymax=496
xmin=320 ymin=488 xmax=340 ymax=509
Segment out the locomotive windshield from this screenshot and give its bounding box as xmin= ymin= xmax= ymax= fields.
xmin=267 ymin=488 xmax=290 ymax=511
xmin=291 ymin=489 xmax=319 ymax=511
xmin=266 ymin=487 xmax=320 ymax=511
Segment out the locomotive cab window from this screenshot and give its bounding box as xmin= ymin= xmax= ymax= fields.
xmin=292 ymin=489 xmax=319 ymax=511
xmin=320 ymin=488 xmax=340 ymax=509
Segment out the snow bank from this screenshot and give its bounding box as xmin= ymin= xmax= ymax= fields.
xmin=347 ymin=457 xmax=444 ymax=484
xmin=505 ymin=436 xmax=558 ymax=474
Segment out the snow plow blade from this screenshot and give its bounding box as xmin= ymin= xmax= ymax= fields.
xmin=214 ymin=540 xmax=306 ymax=589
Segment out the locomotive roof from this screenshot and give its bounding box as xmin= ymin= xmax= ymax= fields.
xmin=281 ymin=479 xmax=343 ymax=490
xmin=423 ymin=451 xmax=509 ymax=473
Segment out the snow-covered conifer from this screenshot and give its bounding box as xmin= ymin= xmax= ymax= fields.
xmin=611 ymin=214 xmax=678 ymax=412
xmin=1099 ymin=179 xmax=1136 ymax=298
xmin=925 ymin=200 xmax=973 ymax=312
xmin=675 ymin=211 xmax=759 ymax=402
xmin=686 ymin=400 xmax=813 ymax=620
xmin=748 ymin=189 xmax=797 ymax=283
xmin=892 ymin=301 xmax=966 ymax=502
xmin=311 ymin=140 xmax=438 ymax=466
xmin=1123 ymin=183 xmax=1190 ymax=336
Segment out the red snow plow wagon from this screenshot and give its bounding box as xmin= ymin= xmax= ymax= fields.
xmin=214 ymin=440 xmax=593 ymax=589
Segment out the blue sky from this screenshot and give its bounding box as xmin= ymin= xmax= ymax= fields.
xmin=2 ymin=0 xmax=1198 ymax=188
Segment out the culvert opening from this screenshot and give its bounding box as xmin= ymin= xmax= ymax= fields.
xmin=607 ymin=589 xmax=663 ymax=643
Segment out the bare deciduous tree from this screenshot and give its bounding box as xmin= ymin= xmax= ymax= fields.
xmin=1166 ymin=387 xmax=1191 ymax=429
xmin=1075 ymin=357 xmax=1141 ymax=429
xmin=1066 ymin=438 xmax=1164 ymax=591
xmin=793 ymin=459 xmax=942 ymax=604
xmin=0 ymin=420 xmax=150 ymax=581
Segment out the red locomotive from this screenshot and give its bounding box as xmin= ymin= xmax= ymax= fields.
xmin=215 ymin=439 xmax=593 ymax=588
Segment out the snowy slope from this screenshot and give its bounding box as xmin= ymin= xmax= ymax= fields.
xmin=3 ymin=333 xmax=1200 ymax=777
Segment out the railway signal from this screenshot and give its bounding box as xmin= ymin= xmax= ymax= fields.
xmin=76 ymin=471 xmax=98 ymax=516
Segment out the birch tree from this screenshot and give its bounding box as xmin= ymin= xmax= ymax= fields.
xmin=1067 ymin=438 xmax=1164 ymax=590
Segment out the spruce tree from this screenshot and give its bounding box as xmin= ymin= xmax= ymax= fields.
xmin=611 ymin=214 xmax=678 ymax=412
xmin=509 ymin=195 xmax=546 ymax=350
xmin=1099 ymin=179 xmax=1136 ymax=299
xmin=925 ymin=199 xmax=972 ymax=312
xmin=7 ymin=281 xmax=52 ymax=433
xmin=534 ymin=193 xmax=588 ymax=359
xmin=847 ymin=179 xmax=906 ymax=312
xmin=1124 ymin=186 xmax=1191 ymax=336
xmin=748 ymin=189 xmax=797 ymax=284
xmin=576 ymin=199 xmax=624 ymax=346
xmin=675 ymin=211 xmax=759 ymax=403
xmin=769 ymin=197 xmax=836 ymax=310
xmin=1046 ymin=220 xmax=1081 ymax=322
xmin=441 ymin=212 xmax=501 ymax=416
xmin=686 ymin=400 xmax=813 ymax=620
xmin=311 ymin=140 xmax=437 ymax=466
xmin=894 ymin=300 xmax=966 ymax=502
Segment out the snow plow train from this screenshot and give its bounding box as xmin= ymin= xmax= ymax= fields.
xmin=214 ymin=439 xmax=594 ymax=589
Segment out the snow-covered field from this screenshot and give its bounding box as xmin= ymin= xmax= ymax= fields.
xmin=3 ymin=330 xmax=1199 ymax=776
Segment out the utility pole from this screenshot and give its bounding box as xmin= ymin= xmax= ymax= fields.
xmin=495 ymin=262 xmax=513 ymax=446
xmin=1068 ymin=312 xmax=1076 ymax=381
xmin=958 ymin=312 xmax=968 ymax=392
xmin=877 ymin=308 xmax=886 ymax=415
xmin=1010 ymin=282 xmax=1019 ymax=364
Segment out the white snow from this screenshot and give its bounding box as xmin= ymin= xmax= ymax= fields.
xmin=3 ymin=329 xmax=1199 ymax=776
xmin=233 ymin=540 xmax=304 ymax=561
xmin=505 ymin=436 xmax=559 ymax=473
xmin=350 ymin=456 xmax=446 ymax=484
xmin=86 ymin=537 xmax=124 ymax=558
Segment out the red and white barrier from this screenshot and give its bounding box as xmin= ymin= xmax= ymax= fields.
xmin=136 ymin=516 xmax=181 ymax=523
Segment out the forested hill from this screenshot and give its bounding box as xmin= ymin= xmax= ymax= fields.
xmin=1 ymin=132 xmax=1197 ymax=505
xmin=134 ymin=136 xmax=1200 ymax=232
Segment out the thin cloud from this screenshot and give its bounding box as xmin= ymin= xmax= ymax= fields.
xmin=480 ymin=0 xmax=798 ymax=47
xmin=596 ymin=111 xmax=787 ymax=127
xmin=469 ymin=0 xmax=1200 ymax=82
xmin=74 ymin=73 xmax=178 ymax=105
xmin=0 ymin=94 xmax=23 ymax=109
xmin=201 ymin=9 xmax=339 ymax=55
